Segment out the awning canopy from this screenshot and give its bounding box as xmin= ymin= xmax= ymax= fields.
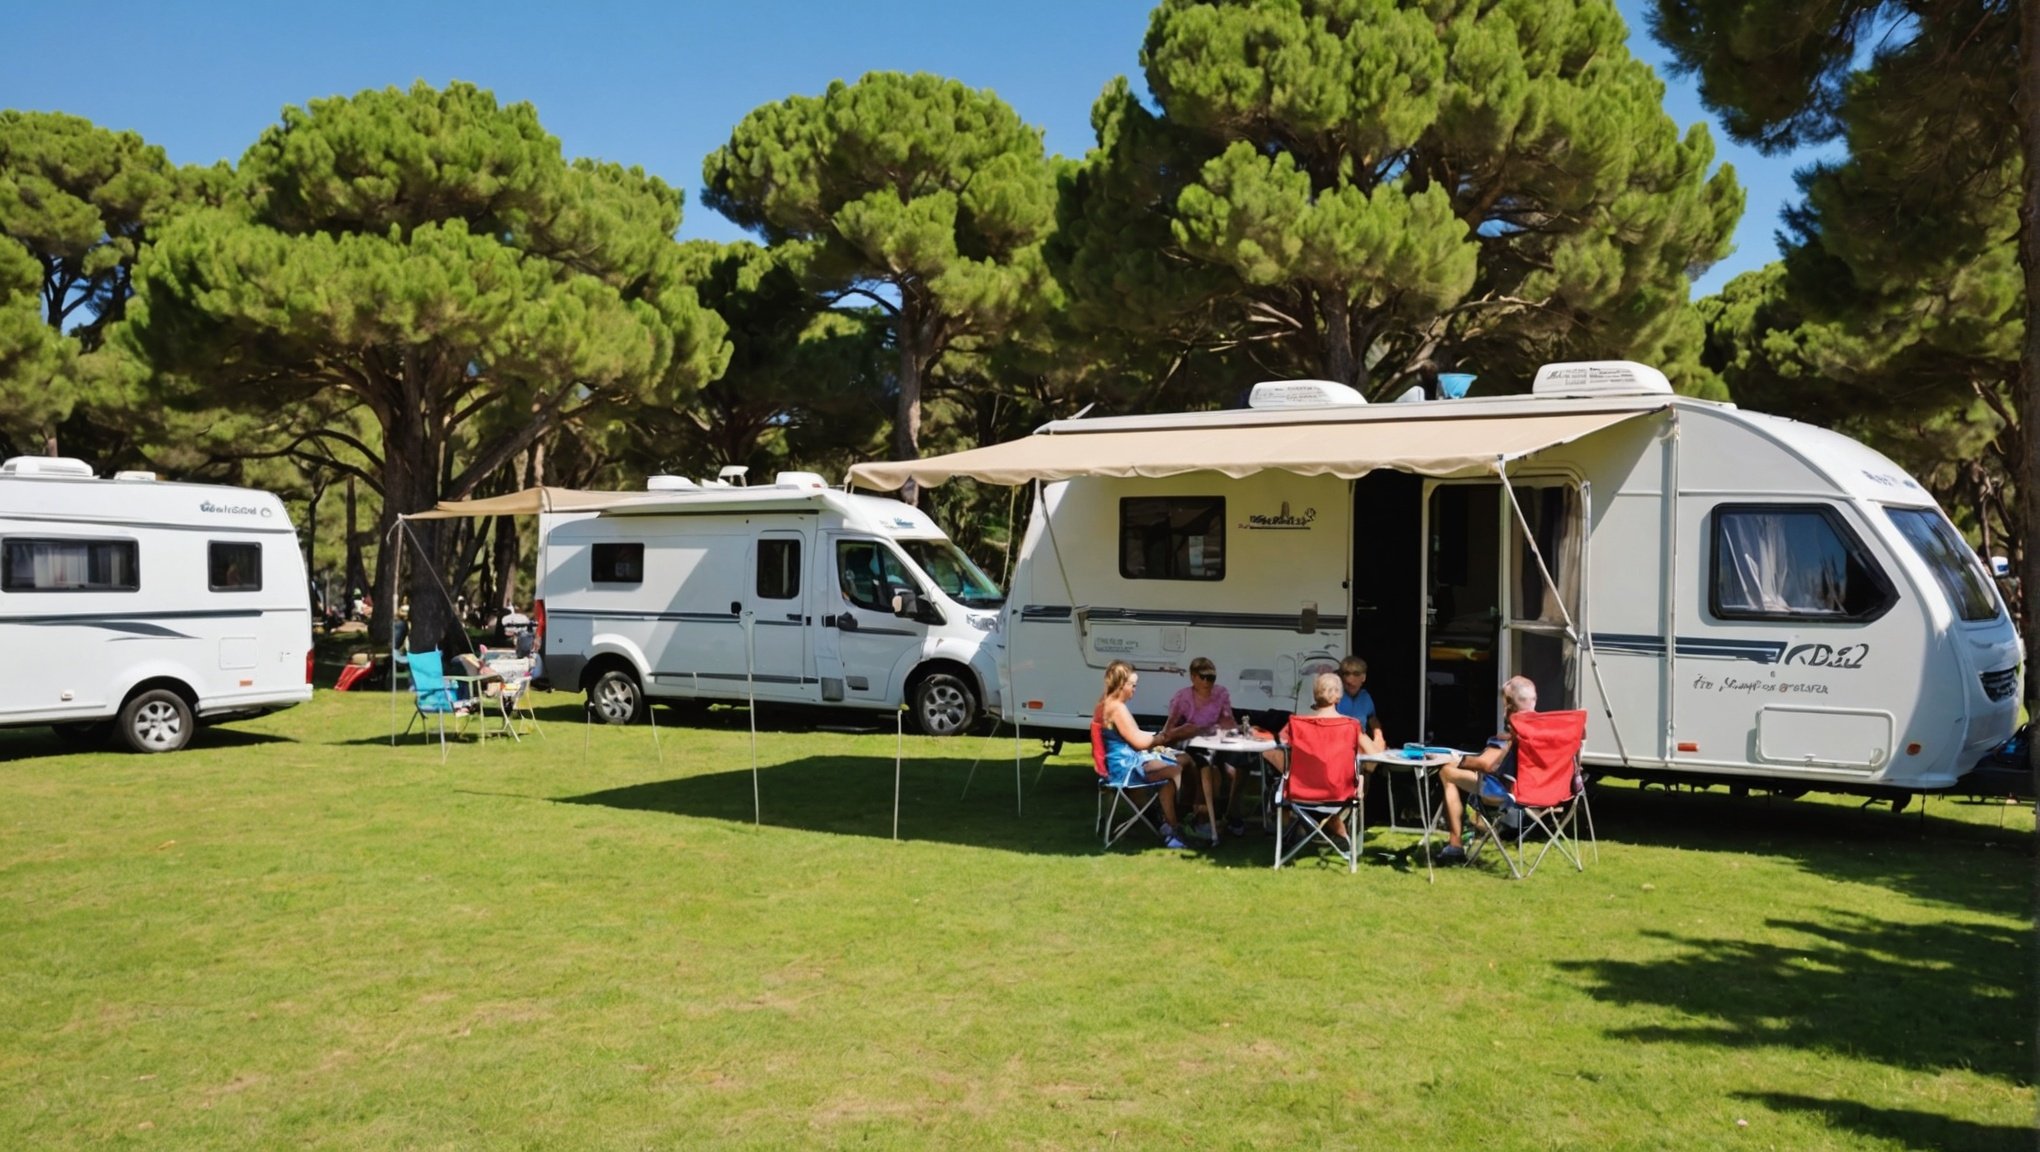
xmin=847 ymin=407 xmax=1664 ymax=491
xmin=401 ymin=486 xmax=652 ymax=520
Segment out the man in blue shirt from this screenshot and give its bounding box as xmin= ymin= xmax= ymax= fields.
xmin=1334 ymin=656 xmax=1384 ymax=744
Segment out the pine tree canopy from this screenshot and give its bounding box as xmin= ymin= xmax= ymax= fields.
xmin=1053 ymin=0 xmax=1743 ymax=400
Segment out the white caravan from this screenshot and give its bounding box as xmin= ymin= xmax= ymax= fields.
xmin=537 ymin=472 xmax=1004 ymax=735
xmin=0 ymin=457 xmax=313 ymax=753
xmin=848 ymin=362 xmax=2023 ymax=797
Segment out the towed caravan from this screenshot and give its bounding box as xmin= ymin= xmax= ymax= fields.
xmin=534 ymin=472 xmax=1004 ymax=735
xmin=848 ymin=362 xmax=2023 ymax=797
xmin=0 ymin=457 xmax=314 ymax=753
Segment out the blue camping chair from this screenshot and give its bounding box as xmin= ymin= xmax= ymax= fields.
xmin=402 ymin=649 xmax=472 ymax=758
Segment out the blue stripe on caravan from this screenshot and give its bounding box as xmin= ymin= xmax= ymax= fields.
xmin=1591 ymin=633 xmax=1787 ymax=665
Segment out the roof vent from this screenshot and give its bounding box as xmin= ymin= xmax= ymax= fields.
xmin=717 ymin=465 xmax=750 ymax=487
xmin=113 ymin=470 xmax=158 ymax=482
xmin=0 ymin=456 xmax=95 ymax=478
xmin=1247 ymin=379 xmax=1368 ymax=409
xmin=1532 ymin=361 xmax=1674 ymax=398
xmin=646 ymin=475 xmax=698 ymax=491
xmin=774 ymin=471 xmax=828 ymax=490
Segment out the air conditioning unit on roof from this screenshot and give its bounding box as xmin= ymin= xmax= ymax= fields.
xmin=1531 ymin=361 xmax=1674 ymax=398
xmin=1 ymin=456 xmax=95 ymax=478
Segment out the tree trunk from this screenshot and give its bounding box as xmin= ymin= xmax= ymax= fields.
xmin=1317 ymin=290 xmax=1361 ymax=390
xmin=2017 ymin=0 xmax=2040 ymax=779
xmin=894 ymin=293 xmax=931 ymax=507
xmin=344 ymin=476 xmax=369 ymax=611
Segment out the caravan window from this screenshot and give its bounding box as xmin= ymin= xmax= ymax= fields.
xmin=1884 ymin=506 xmax=2001 ymax=622
xmin=757 ymin=539 xmax=800 ymax=600
xmin=1710 ymin=505 xmax=1894 ymax=622
xmin=1119 ymin=497 xmax=1225 ymax=581
xmin=591 ymin=542 xmax=644 ymax=584
xmin=1 ymin=538 xmax=140 ymax=592
xmin=208 ymin=541 xmax=262 ymax=592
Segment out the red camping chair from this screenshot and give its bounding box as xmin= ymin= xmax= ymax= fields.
xmin=1093 ymin=711 xmax=1167 ymax=848
xmin=1466 ymin=709 xmax=1591 ymax=878
xmin=1274 ymin=714 xmax=1365 ymax=872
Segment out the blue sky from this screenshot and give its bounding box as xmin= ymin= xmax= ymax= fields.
xmin=6 ymin=0 xmax=1826 ymax=298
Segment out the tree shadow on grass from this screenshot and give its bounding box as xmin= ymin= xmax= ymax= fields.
xmin=1556 ymin=909 xmax=2032 ymax=1089
xmin=1733 ymin=1091 xmax=2032 ymax=1152
xmin=1585 ymin=783 xmax=2032 ymax=920
xmin=0 ymin=724 xmax=291 ymax=763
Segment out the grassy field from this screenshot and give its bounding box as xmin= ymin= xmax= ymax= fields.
xmin=0 ymin=689 xmax=2031 ymax=1150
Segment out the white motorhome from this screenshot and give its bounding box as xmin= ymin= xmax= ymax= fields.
xmin=0 ymin=457 xmax=314 ymax=753
xmin=537 ymin=472 xmax=1004 ymax=735
xmin=848 ymin=362 xmax=2023 ymax=797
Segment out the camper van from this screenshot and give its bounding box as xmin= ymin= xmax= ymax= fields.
xmin=537 ymin=472 xmax=1004 ymax=735
xmin=0 ymin=457 xmax=314 ymax=753
xmin=848 ymin=362 xmax=2023 ymax=797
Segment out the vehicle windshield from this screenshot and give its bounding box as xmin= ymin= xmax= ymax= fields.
xmin=898 ymin=539 xmax=1004 ymax=608
xmin=1883 ymin=506 xmax=2001 ymax=622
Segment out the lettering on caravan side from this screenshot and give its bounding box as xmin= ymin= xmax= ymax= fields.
xmin=1782 ymin=643 xmax=1869 ymax=670
xmin=200 ymin=500 xmax=272 ymax=518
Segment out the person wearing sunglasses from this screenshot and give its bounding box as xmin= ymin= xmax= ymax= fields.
xmin=1166 ymin=656 xmax=1255 ymax=839
xmin=1335 ymin=656 xmax=1387 ymax=751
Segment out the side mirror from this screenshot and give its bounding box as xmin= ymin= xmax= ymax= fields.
xmin=891 ymin=589 xmax=921 ymax=619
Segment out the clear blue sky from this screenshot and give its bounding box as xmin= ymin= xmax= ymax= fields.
xmin=7 ymin=0 xmax=1826 ymax=299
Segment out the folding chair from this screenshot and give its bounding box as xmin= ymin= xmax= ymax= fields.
xmin=401 ymin=650 xmax=473 ymax=759
xmin=1465 ymin=709 xmax=1590 ymax=878
xmin=1273 ymin=715 xmax=1364 ymax=872
xmin=1093 ymin=714 xmax=1167 ymax=848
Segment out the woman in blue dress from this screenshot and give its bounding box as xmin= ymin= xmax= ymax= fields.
xmin=1096 ymin=660 xmax=1200 ymax=848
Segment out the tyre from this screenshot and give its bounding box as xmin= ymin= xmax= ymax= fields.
xmin=588 ymin=667 xmax=645 ymax=725
xmin=119 ymin=689 xmax=194 ymax=754
xmin=52 ymin=721 xmax=112 ymax=748
xmin=910 ymin=672 xmax=978 ymax=737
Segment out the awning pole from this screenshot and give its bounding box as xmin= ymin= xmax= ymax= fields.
xmin=744 ymin=610 xmax=760 ymax=825
xmin=388 ymin=519 xmax=403 ymax=746
xmin=1497 ymin=456 xmax=1633 ymax=769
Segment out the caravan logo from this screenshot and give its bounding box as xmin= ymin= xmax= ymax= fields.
xmin=1242 ymin=502 xmax=1317 ymax=530
xmin=200 ymin=500 xmax=270 ymax=518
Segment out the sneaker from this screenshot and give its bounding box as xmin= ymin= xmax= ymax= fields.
xmin=1435 ymin=844 xmax=1468 ymax=865
xmin=1162 ymin=833 xmax=1191 ymax=850
xmin=1188 ymin=821 xmax=1216 ymax=840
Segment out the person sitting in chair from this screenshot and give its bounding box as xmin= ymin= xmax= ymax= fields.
xmin=1097 ymin=660 xmax=1201 ymax=849
xmin=1434 ymin=675 xmax=1538 ymax=865
xmin=1335 ymin=656 xmax=1388 ymax=751
xmin=1166 ymin=656 xmax=1250 ymax=838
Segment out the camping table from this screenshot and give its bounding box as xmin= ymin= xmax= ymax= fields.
xmin=1357 ymin=751 xmax=1460 ymax=882
xmin=1184 ymin=733 xmax=1277 ymax=843
xmin=447 ymin=673 xmax=506 ymax=742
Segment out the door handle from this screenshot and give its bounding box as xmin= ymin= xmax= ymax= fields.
xmin=730 ymin=601 xmax=742 ymax=615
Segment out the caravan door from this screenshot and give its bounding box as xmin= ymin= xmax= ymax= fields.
xmin=747 ymin=529 xmax=815 ymax=700
xmin=826 ymin=536 xmax=923 ymax=706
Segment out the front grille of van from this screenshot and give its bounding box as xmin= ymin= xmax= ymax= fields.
xmin=1980 ymin=666 xmax=2019 ymax=702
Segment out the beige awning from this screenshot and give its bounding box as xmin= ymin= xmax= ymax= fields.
xmin=401 ymin=486 xmax=653 ymax=520
xmin=847 ymin=407 xmax=1663 ymax=490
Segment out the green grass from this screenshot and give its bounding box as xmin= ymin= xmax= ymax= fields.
xmin=1 ymin=690 xmax=2031 ymax=1150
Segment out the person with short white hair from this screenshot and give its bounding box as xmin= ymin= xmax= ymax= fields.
xmin=1434 ymin=675 xmax=1538 ymax=864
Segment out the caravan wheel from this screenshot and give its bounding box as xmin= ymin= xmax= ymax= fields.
xmin=911 ymin=673 xmax=978 ymax=737
xmin=589 ymin=668 xmax=645 ymax=725
xmin=120 ymin=689 xmax=193 ymax=754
